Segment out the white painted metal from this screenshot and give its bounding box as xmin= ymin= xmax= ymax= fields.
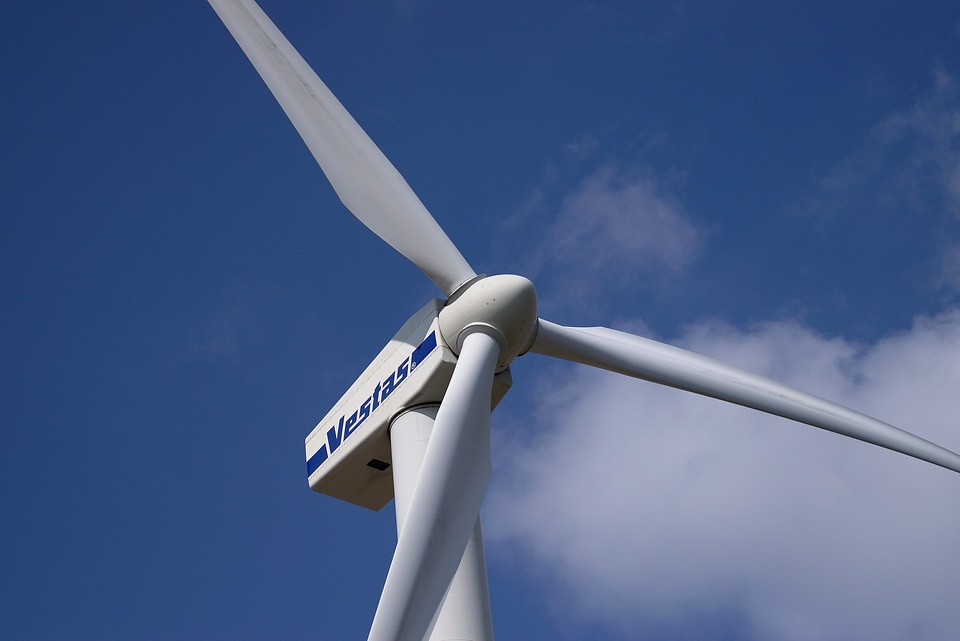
xmin=390 ymin=407 xmax=439 ymax=532
xmin=390 ymin=407 xmax=494 ymax=641
xmin=430 ymin=519 xmax=494 ymax=641
xmin=439 ymin=274 xmax=538 ymax=372
xmin=368 ymin=331 xmax=500 ymax=641
xmin=304 ymin=299 xmax=513 ymax=510
xmin=532 ymin=319 xmax=960 ymax=474
xmin=207 ymin=0 xmax=476 ymax=296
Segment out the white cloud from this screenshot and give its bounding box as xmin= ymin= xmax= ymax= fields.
xmin=519 ymin=164 xmax=703 ymax=307
xmin=550 ymin=165 xmax=700 ymax=272
xmin=487 ymin=311 xmax=960 ymax=641
xmin=481 ymin=66 xmax=960 ymax=641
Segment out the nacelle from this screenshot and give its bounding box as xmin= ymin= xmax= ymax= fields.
xmin=305 ymin=299 xmax=512 ymax=510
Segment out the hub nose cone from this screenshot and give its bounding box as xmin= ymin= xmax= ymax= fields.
xmin=439 ymin=274 xmax=538 ymax=371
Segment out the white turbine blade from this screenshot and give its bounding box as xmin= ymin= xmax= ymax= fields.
xmin=368 ymin=331 xmax=500 ymax=641
xmin=208 ymin=0 xmax=477 ymax=296
xmin=532 ymin=319 xmax=960 ymax=474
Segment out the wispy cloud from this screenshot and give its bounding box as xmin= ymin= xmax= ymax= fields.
xmin=189 ymin=280 xmax=267 ymax=358
xmin=807 ymin=70 xmax=960 ymax=214
xmin=505 ymin=161 xmax=704 ymax=313
xmin=547 ymin=165 xmax=701 ymax=274
xmin=487 ymin=311 xmax=960 ymax=640
xmin=802 ymin=69 xmax=960 ymax=292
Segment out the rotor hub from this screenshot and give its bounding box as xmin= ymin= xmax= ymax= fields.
xmin=438 ymin=274 xmax=538 ymax=371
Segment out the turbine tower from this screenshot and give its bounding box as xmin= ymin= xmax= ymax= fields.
xmin=208 ymin=2 xmax=960 ymax=639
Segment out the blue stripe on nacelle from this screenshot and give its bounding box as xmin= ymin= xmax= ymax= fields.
xmin=306 ymin=331 xmax=438 ymax=478
xmin=410 ymin=331 xmax=437 ymax=371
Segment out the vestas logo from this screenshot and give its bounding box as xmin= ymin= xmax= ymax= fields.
xmin=306 ymin=331 xmax=438 ymax=477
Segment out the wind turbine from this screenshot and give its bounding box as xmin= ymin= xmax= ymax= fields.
xmin=208 ymin=2 xmax=960 ymax=640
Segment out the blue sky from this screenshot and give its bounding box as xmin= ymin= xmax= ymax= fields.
xmin=3 ymin=1 xmax=960 ymax=640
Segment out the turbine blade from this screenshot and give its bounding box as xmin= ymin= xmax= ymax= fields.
xmin=531 ymin=319 xmax=960 ymax=474
xmin=208 ymin=0 xmax=476 ymax=296
xmin=368 ymin=331 xmax=500 ymax=641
